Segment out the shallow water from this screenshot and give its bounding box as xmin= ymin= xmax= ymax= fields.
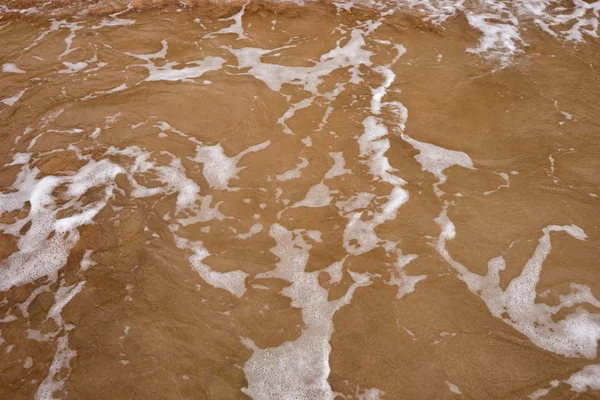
xmin=1 ymin=0 xmax=600 ymax=398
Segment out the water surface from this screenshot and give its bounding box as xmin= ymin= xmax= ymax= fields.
xmin=1 ymin=0 xmax=600 ymax=398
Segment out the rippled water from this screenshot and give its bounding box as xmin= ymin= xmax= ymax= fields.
xmin=1 ymin=0 xmax=600 ymax=398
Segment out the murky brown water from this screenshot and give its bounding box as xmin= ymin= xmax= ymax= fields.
xmin=1 ymin=0 xmax=600 ymax=398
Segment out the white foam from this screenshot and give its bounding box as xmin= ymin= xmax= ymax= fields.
xmin=81 ymin=83 xmax=127 ymax=100
xmin=466 ymin=6 xmax=523 ymax=66
xmin=124 ymin=39 xmax=168 ymax=62
xmin=446 ymin=381 xmax=463 ymax=395
xmin=381 ymin=96 xmax=473 ymax=196
xmin=483 ymin=172 xmax=510 ymax=195
xmin=35 ymin=334 xmax=76 ymax=400
xmin=565 ymin=364 xmax=600 ymax=392
xmin=340 ymin=118 xmax=409 ymax=255
xmin=243 ymin=224 xmax=372 ymax=399
xmin=229 ymin=19 xmax=385 ymax=139
xmin=291 ymin=183 xmax=337 ymax=208
xmin=59 ymin=61 xmax=88 ymax=74
xmin=192 ymin=141 xmax=270 ymax=190
xmin=402 ymin=133 xmax=473 ymax=194
xmin=33 ymin=278 xmax=86 ymax=399
xmin=317 ymin=106 xmax=334 ymax=132
xmin=521 ymin=0 xmax=600 ymax=42
xmin=2 ymin=63 xmax=25 ymax=73
xmin=48 ymin=281 xmax=85 ymax=327
xmin=324 ymin=152 xmax=351 ymax=179
xmin=324 ymin=256 xmax=347 ymax=284
xmin=277 ymin=97 xmax=315 ymax=135
xmin=153 ymin=120 xmax=202 ymax=144
xmin=359 ymin=117 xmax=407 ymax=188
xmin=228 ymin=20 xmax=379 ymax=136
xmin=0 ymin=140 xmax=212 ymax=292
xmin=0 ymin=314 xmax=16 ymax=324
xmin=92 ymin=9 xmax=135 ymax=29
xmin=386 ymin=250 xmax=425 ymax=298
xmin=336 ymin=193 xmax=375 ymax=213
xmin=370 ymin=45 xmax=406 ymax=115
xmin=204 ymin=2 xmax=249 ymax=40
xmin=399 ymin=0 xmax=600 ymax=65
xmin=436 ymin=203 xmax=600 ymax=359
xmin=80 ymin=250 xmax=95 ymax=271
xmin=107 ymin=146 xmax=199 ymax=213
xmin=230 ymin=24 xmax=373 ymax=93
xmin=177 ymin=194 xmax=225 ymax=226
xmin=6 ymin=152 xmax=31 ymax=166
xmin=403 ymin=0 xmax=464 ymax=23
xmin=1 ymin=89 xmax=27 ymax=106
xmin=237 ymin=223 xmax=264 ymax=239
xmin=528 ymin=380 xmax=559 ymax=399
xmin=356 ymin=387 xmax=384 ymax=400
xmin=175 ymin=236 xmax=248 ymax=297
xmin=27 ymin=328 xmax=54 ymax=342
xmin=529 ymin=363 xmax=600 ymax=397
xmin=145 ymin=57 xmax=225 ymax=82
xmin=276 ymin=157 xmax=309 ymax=181
xmin=22 ymin=19 xmax=77 ymax=54
xmin=371 ymin=67 xmax=395 ymax=114
xmin=93 ymin=18 xmax=135 ymax=28
xmin=125 ymin=39 xmax=224 ymax=82
xmin=91 ymin=127 xmax=101 ymax=139
xmin=0 ymin=158 xmax=123 ymax=291
xmin=561 ymin=111 xmax=573 ymax=120
xmin=17 ymin=285 xmax=50 ymax=317
xmin=57 ymin=21 xmax=82 ymax=59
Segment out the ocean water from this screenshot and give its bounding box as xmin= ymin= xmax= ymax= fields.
xmin=1 ymin=0 xmax=600 ymax=398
